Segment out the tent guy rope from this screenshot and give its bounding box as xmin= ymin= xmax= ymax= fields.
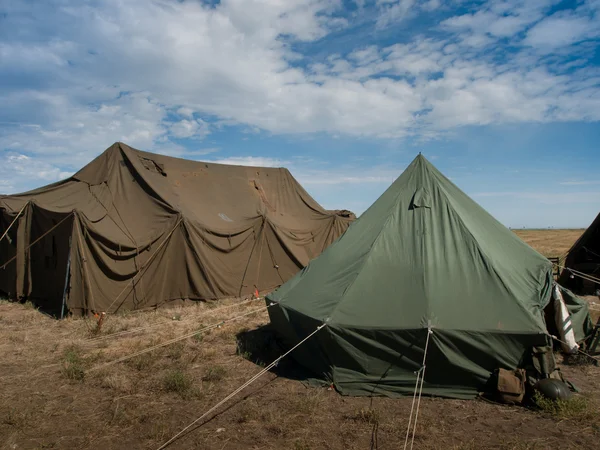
xmin=103 ymin=216 xmax=183 ymax=315
xmin=84 ymin=297 xmax=264 ymax=344
xmin=156 ymin=322 xmax=326 ymax=450
xmin=553 ymin=262 xmax=600 ymax=285
xmin=548 ymin=333 xmax=600 ymax=363
xmin=404 ymin=327 xmax=433 ymax=450
xmin=0 ymin=201 xmax=28 ymax=245
xmin=0 ymin=212 xmax=74 ymax=270
xmin=87 ymin=303 xmax=273 ymax=373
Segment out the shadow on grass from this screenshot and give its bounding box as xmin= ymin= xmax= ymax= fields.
xmin=235 ymin=324 xmax=319 ymax=382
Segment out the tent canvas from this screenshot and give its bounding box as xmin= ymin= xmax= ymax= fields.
xmin=0 ymin=142 xmax=354 ymax=316
xmin=559 ymin=212 xmax=600 ymax=294
xmin=266 ymin=154 xmax=592 ymax=399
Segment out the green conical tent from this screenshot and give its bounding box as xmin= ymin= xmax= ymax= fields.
xmin=266 ymin=154 xmax=560 ymax=399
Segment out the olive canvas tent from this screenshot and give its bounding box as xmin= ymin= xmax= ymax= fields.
xmin=0 ymin=142 xmax=354 ymax=316
xmin=559 ymin=212 xmax=600 ymax=294
xmin=266 ymin=154 xmax=592 ymax=399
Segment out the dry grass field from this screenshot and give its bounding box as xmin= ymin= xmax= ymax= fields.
xmin=512 ymin=228 xmax=584 ymax=257
xmin=0 ymin=229 xmax=599 ymax=450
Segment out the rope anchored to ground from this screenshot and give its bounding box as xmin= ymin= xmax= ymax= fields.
xmin=404 ymin=326 xmax=433 ymax=450
xmin=156 ymin=322 xmax=326 ymax=450
xmin=87 ymin=303 xmax=273 ymax=373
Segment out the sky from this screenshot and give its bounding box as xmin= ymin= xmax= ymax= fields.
xmin=1 ymin=0 xmax=599 ymax=228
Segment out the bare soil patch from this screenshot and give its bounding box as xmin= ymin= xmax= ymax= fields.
xmin=1 ymin=230 xmax=599 ymax=450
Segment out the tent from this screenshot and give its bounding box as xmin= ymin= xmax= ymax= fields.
xmin=559 ymin=212 xmax=600 ymax=294
xmin=0 ymin=142 xmax=354 ymax=316
xmin=266 ymin=154 xmax=592 ymax=399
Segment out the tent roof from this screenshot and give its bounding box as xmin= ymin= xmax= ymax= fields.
xmin=0 ymin=142 xmax=353 ymax=245
xmin=268 ymin=154 xmax=552 ymax=333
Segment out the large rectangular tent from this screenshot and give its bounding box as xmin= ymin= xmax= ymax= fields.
xmin=0 ymin=142 xmax=354 ymax=316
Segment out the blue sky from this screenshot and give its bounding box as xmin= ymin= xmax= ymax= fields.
xmin=1 ymin=0 xmax=599 ymax=228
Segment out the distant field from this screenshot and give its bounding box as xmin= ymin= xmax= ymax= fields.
xmin=513 ymin=228 xmax=584 ymax=257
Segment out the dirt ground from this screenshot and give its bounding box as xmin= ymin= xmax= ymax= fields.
xmin=1 ymin=230 xmax=599 ymax=450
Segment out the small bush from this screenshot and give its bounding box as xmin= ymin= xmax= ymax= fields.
xmin=202 ymin=366 xmax=227 ymax=382
xmin=163 ymin=370 xmax=193 ymax=397
xmin=533 ymin=392 xmax=594 ymax=420
xmin=62 ymin=346 xmax=86 ymax=381
xmin=192 ymin=332 xmax=203 ymax=343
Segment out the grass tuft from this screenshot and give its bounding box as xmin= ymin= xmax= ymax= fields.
xmin=127 ymin=353 xmax=154 ymax=372
xmin=62 ymin=346 xmax=86 ymax=381
xmin=101 ymin=374 xmax=133 ymax=393
xmin=163 ymin=370 xmax=193 ymax=397
xmin=202 ymin=366 xmax=227 ymax=382
xmin=295 ymin=391 xmax=324 ymax=414
xmin=533 ymin=392 xmax=594 ymax=420
xmin=23 ymin=301 xmax=36 ymax=310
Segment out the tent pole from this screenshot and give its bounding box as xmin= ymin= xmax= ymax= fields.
xmin=60 ymin=235 xmax=72 ymax=319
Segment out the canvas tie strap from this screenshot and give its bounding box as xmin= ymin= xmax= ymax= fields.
xmin=157 ymin=323 xmax=326 ymax=450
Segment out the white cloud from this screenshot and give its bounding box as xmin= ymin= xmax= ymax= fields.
xmin=209 ymin=156 xmax=287 ymax=167
xmin=168 ymin=119 xmax=211 ymax=139
xmin=376 ymin=0 xmax=416 ymax=28
xmin=0 ymin=153 xmax=72 ymax=194
xmin=176 ymin=107 xmax=195 ymax=118
xmin=0 ymin=0 xmax=599 ymax=193
xmin=0 ymin=91 xmax=171 ymax=167
xmin=525 ymin=12 xmax=600 ymax=49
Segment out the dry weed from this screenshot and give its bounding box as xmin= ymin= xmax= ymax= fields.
xmin=202 ymin=365 xmax=227 ymax=382
xmin=294 ymin=390 xmax=325 ymax=414
xmin=101 ymin=373 xmax=134 ymax=393
xmin=236 ymin=400 xmax=261 ymax=424
xmin=350 ymin=407 xmax=380 ymax=425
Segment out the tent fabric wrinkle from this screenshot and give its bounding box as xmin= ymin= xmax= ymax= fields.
xmin=266 ymin=154 xmax=593 ymax=399
xmin=0 ymin=142 xmax=354 ymax=316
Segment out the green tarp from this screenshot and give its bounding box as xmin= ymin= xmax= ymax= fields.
xmin=267 ymin=154 xmax=586 ymax=399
